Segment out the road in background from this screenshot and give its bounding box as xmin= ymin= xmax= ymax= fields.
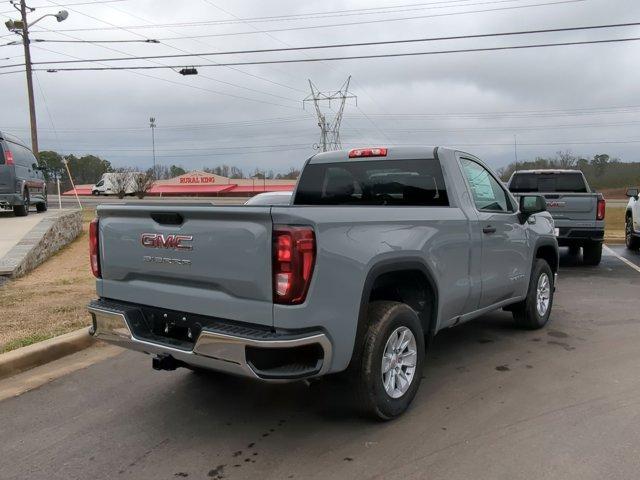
xmin=2 ymin=249 xmax=640 ymax=479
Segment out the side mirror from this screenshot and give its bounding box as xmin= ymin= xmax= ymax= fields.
xmin=32 ymin=163 xmax=38 ymax=170
xmin=626 ymin=187 xmax=639 ymax=200
xmin=519 ymin=195 xmax=546 ymax=223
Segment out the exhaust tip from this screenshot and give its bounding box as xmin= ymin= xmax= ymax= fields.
xmin=152 ymin=355 xmax=178 ymax=371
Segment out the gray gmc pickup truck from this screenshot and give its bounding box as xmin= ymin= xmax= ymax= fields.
xmin=508 ymin=169 xmax=605 ymax=265
xmin=88 ymin=146 xmax=559 ymax=419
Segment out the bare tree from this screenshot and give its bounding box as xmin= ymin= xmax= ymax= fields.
xmin=111 ymin=168 xmax=135 ymax=199
xmin=556 ymin=150 xmax=578 ymax=169
xmin=133 ymin=171 xmax=155 ymax=199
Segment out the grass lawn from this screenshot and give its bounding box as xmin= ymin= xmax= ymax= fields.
xmin=605 ymin=205 xmax=626 ymax=243
xmin=0 ymin=209 xmax=97 ymax=353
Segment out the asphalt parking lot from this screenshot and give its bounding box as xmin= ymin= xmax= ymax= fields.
xmin=1 ymin=246 xmax=640 ymax=480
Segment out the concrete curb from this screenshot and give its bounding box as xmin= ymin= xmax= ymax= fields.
xmin=0 ymin=328 xmax=95 ymax=380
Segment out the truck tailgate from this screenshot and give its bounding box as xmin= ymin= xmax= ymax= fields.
xmin=541 ymin=193 xmax=597 ymax=225
xmin=97 ymin=204 xmax=274 ymax=326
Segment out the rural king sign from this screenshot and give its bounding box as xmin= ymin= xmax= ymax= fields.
xmin=179 ymin=172 xmax=216 ymax=184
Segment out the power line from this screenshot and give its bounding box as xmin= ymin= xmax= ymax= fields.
xmin=40 ymin=0 xmax=299 ymax=98
xmin=43 ymin=0 xmax=308 ymax=103
xmin=396 ymin=140 xmax=640 ymax=146
xmin=53 ymin=146 xmax=315 ymax=158
xmin=35 ymin=140 xmax=640 ymax=159
xmin=42 ymin=0 xmax=309 ymax=95
xmin=14 ymin=21 xmax=638 ymax=66
xmin=1 ymin=38 xmax=159 ymax=45
xmin=0 ymin=1 xmax=126 ymax=15
xmin=190 ymin=0 xmax=530 ymax=25
xmin=38 ymin=0 xmax=587 ymax=34
xmin=198 ymin=0 xmax=371 ymax=145
xmin=25 ymin=36 xmax=640 ymax=72
xmin=28 ymin=42 xmax=301 ymax=109
xmin=343 ymin=119 xmax=640 ymax=133
xmin=148 ymin=0 xmax=591 ymax=41
xmin=24 ymin=3 xmax=304 ymax=106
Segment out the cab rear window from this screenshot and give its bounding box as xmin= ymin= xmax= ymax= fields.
xmin=294 ymin=159 xmax=449 ymax=206
xmin=509 ymin=172 xmax=588 ymax=193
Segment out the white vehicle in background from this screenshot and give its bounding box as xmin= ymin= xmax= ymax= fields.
xmin=625 ymin=187 xmax=640 ymax=250
xmin=244 ymin=191 xmax=292 ymax=205
xmin=92 ymin=172 xmax=139 ymax=196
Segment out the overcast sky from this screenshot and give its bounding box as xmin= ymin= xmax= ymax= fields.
xmin=1 ymin=0 xmax=639 ymax=174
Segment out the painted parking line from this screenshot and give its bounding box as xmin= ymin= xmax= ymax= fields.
xmin=604 ymin=245 xmax=640 ymax=274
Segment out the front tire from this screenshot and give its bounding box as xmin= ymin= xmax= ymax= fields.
xmin=352 ymin=301 xmax=425 ymax=420
xmin=583 ymin=241 xmax=603 ymax=266
xmin=626 ymin=216 xmax=640 ymax=251
xmin=512 ymin=259 xmax=554 ymax=330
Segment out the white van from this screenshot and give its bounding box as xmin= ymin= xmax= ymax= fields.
xmin=92 ymin=172 xmax=140 ymax=196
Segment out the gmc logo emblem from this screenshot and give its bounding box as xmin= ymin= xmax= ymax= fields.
xmin=546 ymin=201 xmax=566 ymax=208
xmin=140 ymin=233 xmax=193 ymax=251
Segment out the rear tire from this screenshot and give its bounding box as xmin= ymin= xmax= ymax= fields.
xmin=351 ymin=301 xmax=425 ymax=420
xmin=36 ymin=190 xmax=48 ymax=213
xmin=583 ymin=241 xmax=603 ymax=266
xmin=13 ymin=189 xmax=29 ymax=217
xmin=626 ymin=215 xmax=640 ymax=251
xmin=512 ymin=259 xmax=554 ymax=330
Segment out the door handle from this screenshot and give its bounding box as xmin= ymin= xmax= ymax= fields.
xmin=482 ymin=226 xmax=497 ymax=234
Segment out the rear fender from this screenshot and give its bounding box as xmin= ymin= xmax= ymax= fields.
xmin=348 ymin=258 xmax=439 ymax=370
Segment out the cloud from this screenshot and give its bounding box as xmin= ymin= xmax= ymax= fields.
xmin=1 ymin=0 xmax=638 ymax=175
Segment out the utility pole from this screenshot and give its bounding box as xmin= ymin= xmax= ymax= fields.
xmin=304 ymin=76 xmax=356 ymax=152
xmin=149 ymin=117 xmax=157 ymax=178
xmin=19 ymin=1 xmax=37 ymax=155
xmin=5 ymin=2 xmax=69 ymax=156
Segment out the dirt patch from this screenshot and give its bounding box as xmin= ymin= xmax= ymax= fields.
xmin=0 ymin=210 xmax=96 ymax=353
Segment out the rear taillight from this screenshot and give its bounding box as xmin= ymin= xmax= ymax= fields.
xmin=596 ymin=195 xmax=606 ymax=221
xmin=89 ymin=218 xmax=101 ymax=278
xmin=4 ymin=151 xmax=14 ymax=165
xmin=272 ymin=225 xmax=315 ymax=305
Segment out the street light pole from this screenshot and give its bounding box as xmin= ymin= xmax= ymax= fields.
xmin=149 ymin=117 xmax=157 ymax=178
xmin=5 ymin=2 xmax=69 ymax=157
xmin=19 ymin=0 xmax=38 ymax=156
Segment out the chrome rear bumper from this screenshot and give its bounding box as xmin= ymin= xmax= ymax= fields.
xmin=88 ymin=302 xmax=332 ymax=381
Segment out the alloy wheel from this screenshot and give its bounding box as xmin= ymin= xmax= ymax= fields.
xmin=381 ymin=326 xmax=418 ymax=399
xmin=536 ymin=273 xmax=551 ymax=317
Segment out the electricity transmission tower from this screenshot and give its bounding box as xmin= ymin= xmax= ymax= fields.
xmin=304 ymin=76 xmax=356 ymax=152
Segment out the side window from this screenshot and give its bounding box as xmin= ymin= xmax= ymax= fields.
xmin=9 ymin=143 xmax=31 ymax=168
xmin=22 ymin=146 xmax=37 ymax=168
xmin=460 ymin=158 xmax=511 ymax=213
